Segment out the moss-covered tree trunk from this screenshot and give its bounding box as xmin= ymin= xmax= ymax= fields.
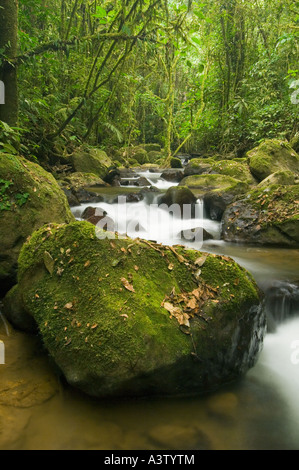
xmin=0 ymin=0 xmax=18 ymax=127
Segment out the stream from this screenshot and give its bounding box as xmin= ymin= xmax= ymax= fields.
xmin=0 ymin=169 xmax=298 ymax=450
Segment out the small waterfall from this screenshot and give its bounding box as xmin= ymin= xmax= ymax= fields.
xmin=0 ymin=310 xmax=10 ymax=336
xmin=264 ymin=281 xmax=299 ymax=331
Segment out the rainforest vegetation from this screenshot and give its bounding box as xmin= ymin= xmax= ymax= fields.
xmin=0 ymin=0 xmax=298 ymax=164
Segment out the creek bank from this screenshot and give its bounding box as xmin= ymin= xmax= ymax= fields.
xmin=0 ymin=154 xmax=74 ymax=296
xmin=4 ymin=221 xmax=266 ymax=399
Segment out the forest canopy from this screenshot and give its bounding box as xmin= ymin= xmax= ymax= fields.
xmin=0 ymin=0 xmax=298 ymax=162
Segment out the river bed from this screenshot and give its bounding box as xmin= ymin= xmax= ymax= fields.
xmin=0 ymin=170 xmax=298 ymax=450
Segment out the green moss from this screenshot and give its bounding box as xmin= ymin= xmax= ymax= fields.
xmin=247 ymin=139 xmax=299 ymax=182
xmin=179 ymin=174 xmax=248 ymax=198
xmin=0 ymin=154 xmax=75 ymax=292
xmin=210 ymin=160 xmax=256 ymax=185
xmin=170 ymin=157 xmax=183 ymax=168
xmin=71 ymin=146 xmax=113 ymax=178
xmin=15 ymin=221 xmax=264 ymax=397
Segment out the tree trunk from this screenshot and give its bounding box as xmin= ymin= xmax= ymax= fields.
xmin=0 ymin=0 xmax=18 ymax=127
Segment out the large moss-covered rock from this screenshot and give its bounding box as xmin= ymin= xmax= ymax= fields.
xmin=71 ymin=146 xmax=113 ymax=178
xmin=8 ymin=221 xmax=266 ymax=398
xmin=222 ymin=185 xmax=299 ymax=247
xmin=179 ymin=174 xmax=249 ymax=220
xmin=210 ymin=160 xmax=257 ymax=185
xmin=0 ymin=154 xmax=74 ymax=295
xmin=247 ymin=139 xmax=299 ymax=182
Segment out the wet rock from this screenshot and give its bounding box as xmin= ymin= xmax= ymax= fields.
xmin=9 ymin=221 xmax=266 ymax=399
xmin=81 ymin=206 xmax=115 ymax=230
xmin=179 ymin=174 xmax=248 ymax=220
xmin=160 ymin=169 xmax=184 ymax=183
xmin=59 ymin=172 xmax=108 ymax=206
xmin=180 ymin=227 xmax=214 ymax=242
xmin=158 ymin=186 xmax=198 ymax=216
xmin=222 ymin=185 xmax=299 ymax=247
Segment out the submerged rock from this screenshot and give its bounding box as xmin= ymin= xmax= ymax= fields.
xmin=6 ymin=221 xmax=266 ymax=399
xmin=0 ymin=154 xmax=74 ymax=295
xmin=222 ymin=185 xmax=299 ymax=247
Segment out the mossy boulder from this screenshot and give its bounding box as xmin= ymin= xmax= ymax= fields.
xmin=122 ymin=146 xmax=149 ymax=165
xmin=70 ymin=146 xmax=113 ymax=179
xmin=210 ymin=160 xmax=257 ymax=185
xmin=257 ymin=170 xmax=295 ymax=187
xmin=141 ymin=143 xmax=162 ymax=153
xmin=247 ymin=139 xmax=299 ymax=182
xmin=8 ymin=221 xmax=266 ymax=398
xmin=222 ymin=185 xmax=299 ymax=247
xmin=183 ymin=158 xmax=215 ymax=177
xmin=179 ymin=174 xmax=249 ymax=220
xmin=170 ymin=157 xmax=183 ymax=169
xmin=0 ymin=154 xmax=75 ymax=295
xmin=148 ymin=151 xmax=164 ymax=164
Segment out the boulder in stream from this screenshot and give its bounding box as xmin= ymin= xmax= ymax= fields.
xmin=5 ymin=221 xmax=266 ymax=399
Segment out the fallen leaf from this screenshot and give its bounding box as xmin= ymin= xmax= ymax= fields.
xmin=186 ymin=297 xmax=197 ymax=309
xmin=84 ymin=260 xmax=91 ymax=268
xmin=168 ymin=263 xmax=174 ymax=271
xmin=43 ymin=251 xmax=55 ymax=275
xmin=64 ymin=302 xmax=73 ymax=309
xmin=91 ymin=323 xmax=98 ymax=329
xmin=194 ymin=254 xmax=208 ymax=267
xmin=121 ymin=277 xmax=135 ymax=293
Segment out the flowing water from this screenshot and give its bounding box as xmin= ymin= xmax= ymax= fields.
xmin=0 ymin=170 xmax=298 ymax=450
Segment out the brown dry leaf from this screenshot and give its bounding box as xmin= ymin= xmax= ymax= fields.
xmin=186 ymin=297 xmax=197 ymax=310
xmin=192 ymin=287 xmax=203 ymax=299
xmin=121 ymin=247 xmax=127 ymax=253
xmin=120 ymin=313 xmax=129 ymax=319
xmin=64 ymin=302 xmax=73 ymax=309
xmin=194 ymin=254 xmax=208 ymax=267
xmin=162 ymin=302 xmax=190 ymax=327
xmin=84 ymin=260 xmax=91 ymax=268
xmin=91 ymin=323 xmax=98 ymax=329
xmin=134 ymin=265 xmax=139 ymax=271
xmin=121 ymin=277 xmax=135 ymax=293
xmin=168 ymin=263 xmax=174 ymax=271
